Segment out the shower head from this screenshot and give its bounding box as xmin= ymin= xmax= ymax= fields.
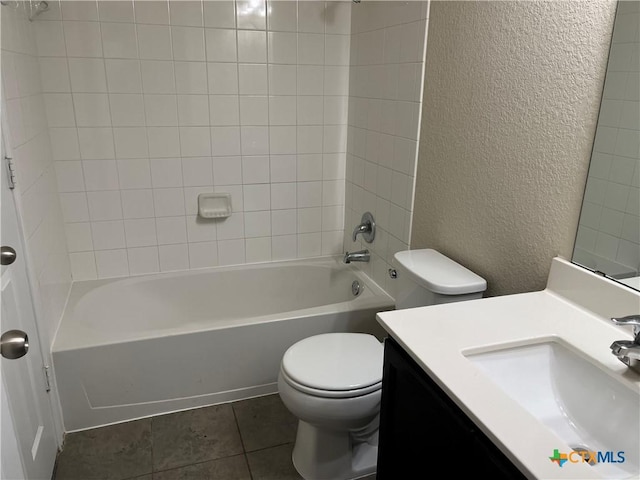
xmin=28 ymin=0 xmax=48 ymax=21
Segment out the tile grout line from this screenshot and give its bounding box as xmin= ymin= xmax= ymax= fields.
xmin=149 ymin=452 xmax=249 ymax=477
xmin=150 ymin=414 xmax=155 ymax=477
xmin=230 ymin=400 xmax=248 ymax=454
xmin=230 ymin=401 xmax=254 ymax=480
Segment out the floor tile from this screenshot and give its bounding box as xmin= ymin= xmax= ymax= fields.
xmin=151 ymin=404 xmax=244 ymax=471
xmin=232 ymin=394 xmax=298 ymax=452
xmin=53 ymin=419 xmax=152 ymax=480
xmin=152 ymin=455 xmax=251 ymax=480
xmin=246 ymin=443 xmax=303 ymax=480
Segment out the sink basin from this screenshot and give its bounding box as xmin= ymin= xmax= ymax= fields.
xmin=466 ymin=340 xmax=640 ymax=479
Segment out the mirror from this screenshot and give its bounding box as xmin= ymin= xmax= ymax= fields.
xmin=572 ymin=0 xmax=640 ymax=291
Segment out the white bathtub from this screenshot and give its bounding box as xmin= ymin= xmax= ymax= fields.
xmin=52 ymin=256 xmax=394 ymax=432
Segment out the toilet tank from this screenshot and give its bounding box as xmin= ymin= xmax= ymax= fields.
xmin=392 ymin=249 xmax=487 ymax=309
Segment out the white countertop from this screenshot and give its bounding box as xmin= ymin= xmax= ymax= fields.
xmin=376 ymin=258 xmax=640 ymax=480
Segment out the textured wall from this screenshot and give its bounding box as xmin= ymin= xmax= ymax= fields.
xmin=411 ymin=0 xmax=617 ymax=296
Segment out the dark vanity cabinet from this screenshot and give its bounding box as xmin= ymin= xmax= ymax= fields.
xmin=376 ymin=336 xmax=527 ymax=479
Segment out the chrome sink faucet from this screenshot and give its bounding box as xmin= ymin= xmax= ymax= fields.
xmin=343 ymin=250 xmax=370 ymax=264
xmin=610 ymin=315 xmax=640 ymax=374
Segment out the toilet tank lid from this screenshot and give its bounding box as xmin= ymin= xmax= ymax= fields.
xmin=393 ymin=249 xmax=487 ymax=295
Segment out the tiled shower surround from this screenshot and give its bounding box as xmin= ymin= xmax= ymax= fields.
xmin=4 ymin=0 xmax=428 ymax=286
xmin=36 ymin=0 xmax=353 ymax=279
xmin=343 ymin=1 xmax=428 ymax=296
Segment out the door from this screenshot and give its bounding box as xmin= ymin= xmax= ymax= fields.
xmin=1 ymin=112 xmax=58 ymax=479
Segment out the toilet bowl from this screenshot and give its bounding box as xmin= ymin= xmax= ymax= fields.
xmin=278 ymin=332 xmax=383 ymax=480
xmin=278 ymin=249 xmax=487 ymax=480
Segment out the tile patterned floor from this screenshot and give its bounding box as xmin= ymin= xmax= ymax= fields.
xmin=52 ymin=394 xmax=302 ymax=480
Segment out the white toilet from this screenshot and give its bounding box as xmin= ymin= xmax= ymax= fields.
xmin=277 ymin=248 xmax=488 ymax=480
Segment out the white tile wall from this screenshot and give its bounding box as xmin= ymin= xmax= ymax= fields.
xmin=36 ymin=0 xmax=352 ymax=279
xmin=343 ymin=1 xmax=429 ymax=297
xmin=574 ymin=1 xmax=640 ymax=277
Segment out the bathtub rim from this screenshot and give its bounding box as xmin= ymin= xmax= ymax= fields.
xmin=53 ymin=255 xmax=394 ymax=352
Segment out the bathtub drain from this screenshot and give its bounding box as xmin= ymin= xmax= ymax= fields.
xmin=352 ymin=280 xmax=362 ymax=296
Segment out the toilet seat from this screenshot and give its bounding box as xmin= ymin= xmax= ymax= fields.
xmin=280 ymin=368 xmax=381 ymax=399
xmin=281 ymin=333 xmax=383 ymax=399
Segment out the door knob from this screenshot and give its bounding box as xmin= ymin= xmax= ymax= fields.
xmin=1 ymin=330 xmax=29 ymax=359
xmin=1 ymin=246 xmax=17 ymax=265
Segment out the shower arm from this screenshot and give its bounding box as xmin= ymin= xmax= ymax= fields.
xmin=1 ymin=0 xmax=49 ymax=21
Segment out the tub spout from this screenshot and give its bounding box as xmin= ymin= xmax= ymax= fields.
xmin=344 ymin=250 xmax=370 ymax=264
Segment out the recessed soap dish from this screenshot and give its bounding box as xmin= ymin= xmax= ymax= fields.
xmin=198 ymin=193 xmax=232 ymax=219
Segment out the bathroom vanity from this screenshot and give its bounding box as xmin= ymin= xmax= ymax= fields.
xmin=376 ymin=257 xmax=640 ymax=480
xmin=377 ymin=335 xmax=525 ymax=478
